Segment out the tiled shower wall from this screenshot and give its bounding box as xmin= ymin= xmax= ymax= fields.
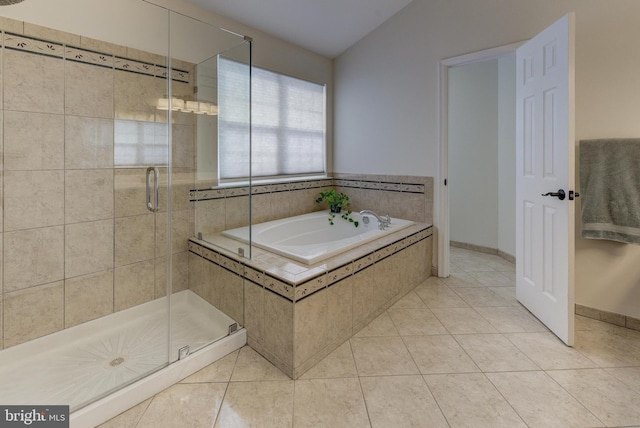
xmin=0 ymin=17 xmax=196 ymax=350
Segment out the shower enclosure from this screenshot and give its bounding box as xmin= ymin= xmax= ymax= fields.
xmin=0 ymin=1 xmax=251 ymax=422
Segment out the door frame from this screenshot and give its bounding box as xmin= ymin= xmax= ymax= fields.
xmin=436 ymin=41 xmax=525 ymax=277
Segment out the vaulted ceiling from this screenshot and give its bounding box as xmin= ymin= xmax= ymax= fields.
xmin=185 ymin=0 xmax=414 ymax=58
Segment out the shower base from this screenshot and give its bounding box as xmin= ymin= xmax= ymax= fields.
xmin=0 ymin=290 xmax=246 ymax=426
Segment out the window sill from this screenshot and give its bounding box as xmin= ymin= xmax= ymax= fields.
xmin=216 ymin=175 xmax=330 ymax=188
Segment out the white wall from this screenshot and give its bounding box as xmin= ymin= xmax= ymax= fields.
xmin=448 ymin=60 xmax=499 ymax=250
xmin=448 ymin=57 xmax=516 ymax=257
xmin=498 ymin=55 xmax=516 ymax=258
xmin=334 ymin=0 xmax=640 ymax=318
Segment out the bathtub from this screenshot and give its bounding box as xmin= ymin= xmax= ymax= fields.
xmin=222 ymin=210 xmax=414 ymax=264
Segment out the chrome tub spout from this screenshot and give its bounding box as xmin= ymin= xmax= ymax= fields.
xmin=359 ymin=210 xmax=391 ymax=230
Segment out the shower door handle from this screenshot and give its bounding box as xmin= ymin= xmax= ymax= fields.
xmin=146 ymin=167 xmax=160 ymax=212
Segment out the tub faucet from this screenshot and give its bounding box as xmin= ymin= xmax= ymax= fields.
xmin=359 ymin=210 xmax=391 ymax=230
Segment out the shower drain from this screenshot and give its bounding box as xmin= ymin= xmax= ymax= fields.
xmin=110 ymin=357 xmax=125 ymax=367
xmin=104 ymin=355 xmax=129 ymax=370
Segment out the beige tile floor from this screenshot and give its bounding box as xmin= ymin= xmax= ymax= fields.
xmin=99 ymin=247 xmax=640 ymax=428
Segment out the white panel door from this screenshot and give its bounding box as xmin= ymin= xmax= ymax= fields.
xmin=515 ymin=13 xmax=576 ymax=345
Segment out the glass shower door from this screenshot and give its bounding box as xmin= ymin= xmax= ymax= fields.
xmin=88 ymin=3 xmax=173 ymax=408
xmin=168 ymin=12 xmax=251 ymax=360
xmin=0 ymin=2 xmax=173 ymax=412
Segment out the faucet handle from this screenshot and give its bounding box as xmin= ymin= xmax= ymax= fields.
xmin=383 ymin=214 xmax=391 ymax=224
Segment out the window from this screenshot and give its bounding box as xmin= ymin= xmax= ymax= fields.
xmin=114 ymin=120 xmax=168 ymax=167
xmin=218 ymin=57 xmax=326 ymax=181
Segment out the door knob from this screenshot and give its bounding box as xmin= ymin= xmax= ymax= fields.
xmin=541 ymin=189 xmax=566 ymax=200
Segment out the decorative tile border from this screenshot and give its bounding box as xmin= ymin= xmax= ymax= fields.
xmin=353 ymin=253 xmax=376 ymax=274
xmin=189 ymin=177 xmax=423 ymax=202
xmin=171 ymin=68 xmax=190 ymax=84
xmin=2 ymin=31 xmax=189 ymax=83
xmin=190 ymin=178 xmax=333 ymax=202
xmin=218 ymin=254 xmax=243 ymax=275
xmin=190 ymin=188 xmax=226 ymax=201
xmin=264 ymin=275 xmax=295 ymax=300
xmin=294 ymin=274 xmax=326 ymax=301
xmin=188 ymin=224 xmax=433 ymax=302
xmin=201 ymin=246 xmax=219 ymax=264
xmin=4 ymin=32 xmax=63 ymax=58
xmin=327 ymin=264 xmax=353 ymax=284
xmin=224 ymin=187 xmax=251 ymax=198
xmin=65 ymin=46 xmax=113 ymax=67
xmin=374 ymin=243 xmax=395 ymax=262
xmin=155 ymin=65 xmax=169 ymax=80
xmin=334 ymin=178 xmax=425 ymax=194
xmin=115 ymin=56 xmax=155 ymax=76
xmin=243 ymin=266 xmax=265 ymax=285
xmin=187 ymin=240 xmax=202 ymax=256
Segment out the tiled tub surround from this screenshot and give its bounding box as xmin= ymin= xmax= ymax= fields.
xmin=333 ymin=173 xmax=434 ymax=225
xmin=0 ymin=18 xmax=197 ymax=350
xmin=189 ymin=222 xmax=433 ymax=378
xmin=191 ymin=174 xmax=433 ymax=237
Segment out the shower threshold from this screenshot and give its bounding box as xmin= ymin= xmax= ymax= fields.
xmin=0 ymin=290 xmax=241 ymax=413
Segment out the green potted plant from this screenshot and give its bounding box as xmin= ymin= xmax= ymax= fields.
xmin=315 ymin=188 xmax=359 ymax=227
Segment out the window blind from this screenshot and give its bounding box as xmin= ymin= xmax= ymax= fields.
xmin=218 ymin=57 xmax=326 ymax=180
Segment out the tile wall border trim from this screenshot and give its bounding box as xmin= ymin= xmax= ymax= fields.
xmin=188 ymin=224 xmax=432 ymax=303
xmin=334 ymin=178 xmax=425 ymax=194
xmin=2 ymin=31 xmax=190 ymax=83
xmin=4 ymin=32 xmax=63 ymax=58
xmin=65 ymin=45 xmax=114 ymax=68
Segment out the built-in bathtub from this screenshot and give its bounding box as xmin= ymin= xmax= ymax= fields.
xmin=191 ymin=211 xmax=433 ymax=378
xmin=222 ymin=210 xmax=414 ymax=264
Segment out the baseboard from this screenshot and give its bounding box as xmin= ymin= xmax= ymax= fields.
xmin=450 ymin=241 xmax=515 ymax=264
xmin=575 ymin=304 xmax=640 ymax=332
xmin=497 ymin=249 xmax=515 ymax=264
